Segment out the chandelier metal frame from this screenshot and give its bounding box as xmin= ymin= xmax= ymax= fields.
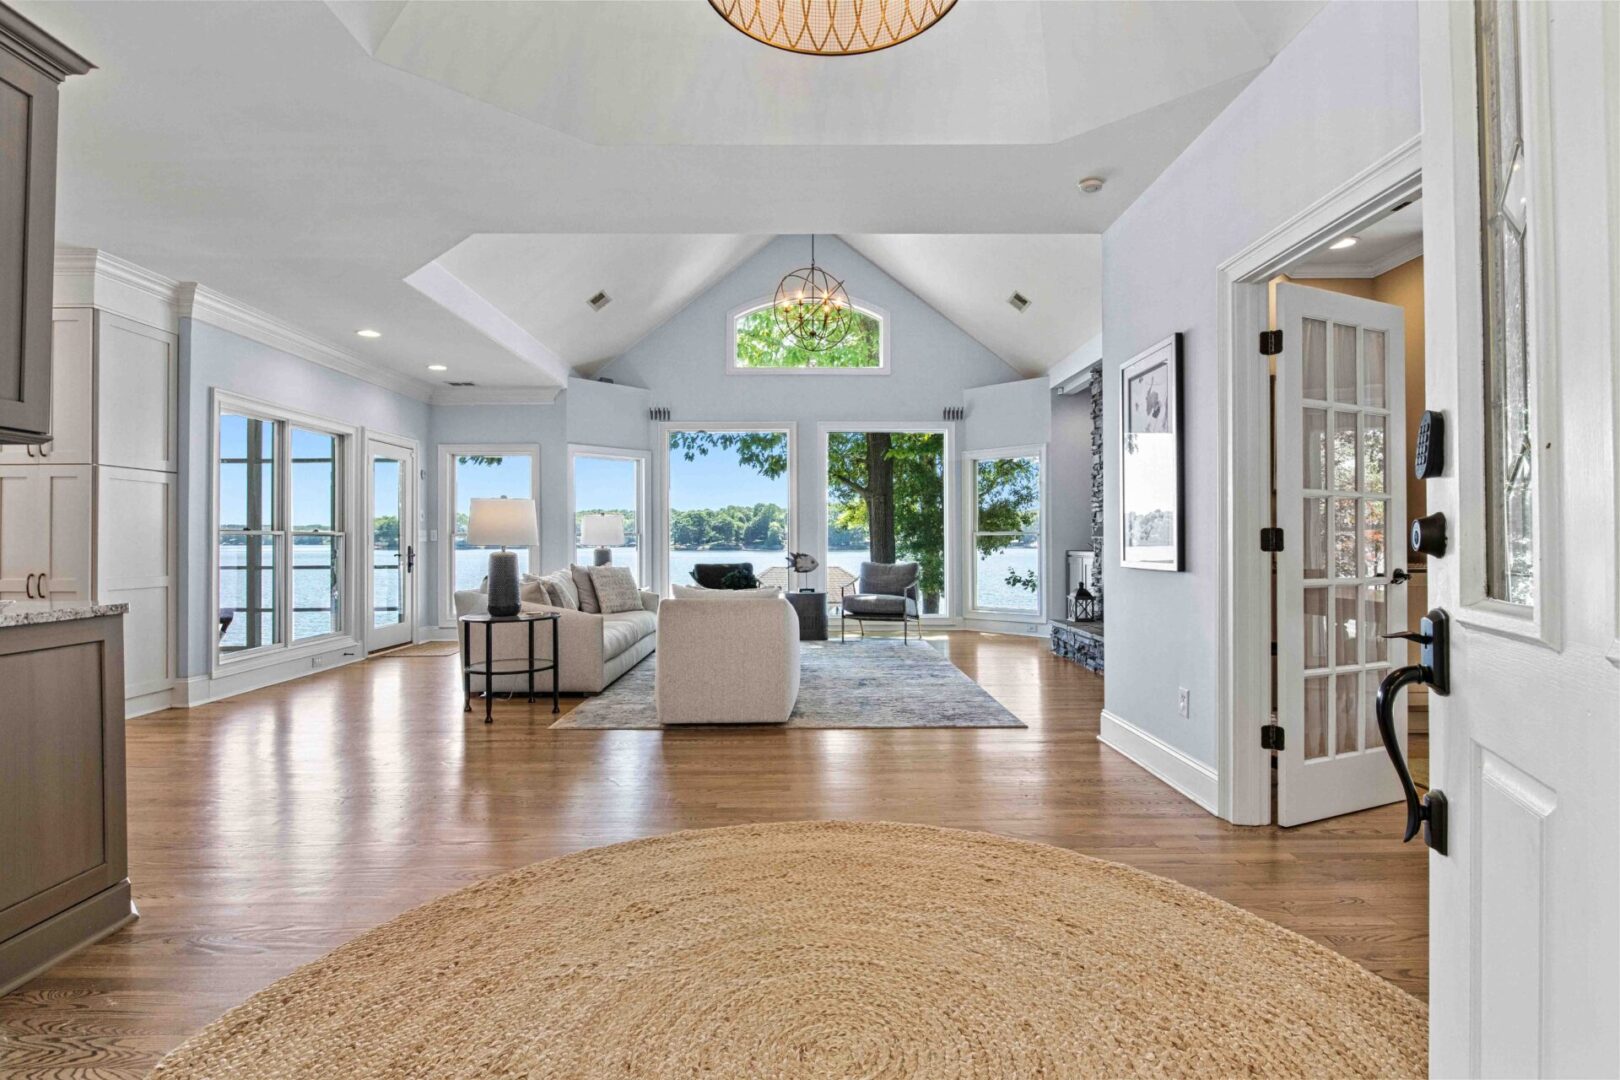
xmin=708 ymin=0 xmax=958 ymax=57
xmin=773 ymin=235 xmax=854 ymax=354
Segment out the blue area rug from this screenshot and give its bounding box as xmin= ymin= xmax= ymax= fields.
xmin=551 ymin=640 xmax=1025 ymax=729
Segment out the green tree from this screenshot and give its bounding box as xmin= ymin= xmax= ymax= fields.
xmin=734 ymin=307 xmax=881 ymax=369
xmin=827 ymin=432 xmax=946 ymax=613
xmin=973 ymin=457 xmax=1041 ymax=597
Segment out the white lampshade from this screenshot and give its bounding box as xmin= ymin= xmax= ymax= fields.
xmin=580 ymin=512 xmax=626 ymax=547
xmin=467 ymin=497 xmax=538 ymax=547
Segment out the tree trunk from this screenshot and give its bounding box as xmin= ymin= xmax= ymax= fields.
xmin=865 ymin=433 xmax=896 ymax=564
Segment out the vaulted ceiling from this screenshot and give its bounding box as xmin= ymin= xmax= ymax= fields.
xmin=22 ymin=0 xmax=1324 ymax=395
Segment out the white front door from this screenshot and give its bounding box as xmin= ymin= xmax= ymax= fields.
xmin=1274 ymin=283 xmax=1408 ymax=825
xmin=366 ymin=438 xmax=416 ymax=652
xmin=1421 ymin=1 xmax=1618 ymax=1074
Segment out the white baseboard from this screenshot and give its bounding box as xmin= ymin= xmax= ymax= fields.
xmin=176 ymin=643 xmax=364 ymax=707
xmin=125 ymin=686 xmax=175 ymax=718
xmin=1098 ymin=709 xmax=1219 ymax=815
xmin=959 ymin=616 xmax=1049 ymax=638
xmin=420 ymin=627 xmax=458 ymax=643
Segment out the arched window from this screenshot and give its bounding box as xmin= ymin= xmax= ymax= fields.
xmin=727 ymin=298 xmax=889 ymax=374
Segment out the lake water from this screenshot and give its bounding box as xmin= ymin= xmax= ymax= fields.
xmin=221 ymin=540 xmax=1042 ymax=647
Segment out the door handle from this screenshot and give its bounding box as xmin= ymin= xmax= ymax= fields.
xmin=407 ymin=545 xmax=416 ymax=573
xmin=1374 ymin=607 xmax=1450 ymax=855
xmin=1391 ymin=568 xmax=1410 ymax=585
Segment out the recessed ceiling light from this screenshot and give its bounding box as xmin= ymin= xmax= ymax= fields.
xmin=1076 ymin=176 xmax=1105 ymax=194
xmin=1329 ymin=236 xmax=1359 ymax=250
xmin=356 ymin=328 xmax=382 ymax=338
xmin=427 ymin=364 xmax=448 ymax=372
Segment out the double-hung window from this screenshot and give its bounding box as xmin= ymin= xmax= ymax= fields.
xmin=216 ymin=399 xmax=348 ymax=663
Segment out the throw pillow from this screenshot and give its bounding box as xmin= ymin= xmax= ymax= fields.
xmin=536 ymin=569 xmax=578 ymax=610
xmin=519 ymin=579 xmax=553 ymax=606
xmin=589 ymin=566 xmax=641 ymax=613
xmin=570 ymin=564 xmax=601 ymax=613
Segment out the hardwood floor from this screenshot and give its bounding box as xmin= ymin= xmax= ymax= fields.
xmin=0 ymin=632 xmax=1427 ymax=1079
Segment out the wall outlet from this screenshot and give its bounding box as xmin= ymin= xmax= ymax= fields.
xmin=1178 ymin=688 xmax=1190 ymax=719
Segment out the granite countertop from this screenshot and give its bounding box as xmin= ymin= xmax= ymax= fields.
xmin=0 ymin=603 xmax=128 ymax=628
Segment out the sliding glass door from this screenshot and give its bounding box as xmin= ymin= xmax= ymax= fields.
xmin=665 ymin=427 xmax=791 ymax=590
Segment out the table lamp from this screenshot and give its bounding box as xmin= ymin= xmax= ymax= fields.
xmin=580 ymin=513 xmax=625 ymax=566
xmin=467 ymin=497 xmax=538 ymax=617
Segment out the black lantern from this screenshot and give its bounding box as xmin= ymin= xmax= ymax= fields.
xmin=1069 ymin=584 xmax=1098 ymax=623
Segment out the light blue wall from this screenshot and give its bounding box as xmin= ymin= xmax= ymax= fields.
xmin=1101 ymin=0 xmax=1419 ymax=766
xmin=598 ymin=234 xmax=1025 ymax=610
xmin=177 ymin=318 xmax=433 ymax=677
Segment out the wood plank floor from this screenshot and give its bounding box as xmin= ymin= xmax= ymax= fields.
xmin=0 ymin=632 xmax=1427 ymax=1079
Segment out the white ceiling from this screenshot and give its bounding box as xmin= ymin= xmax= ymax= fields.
xmin=1291 ymin=198 xmax=1423 ymax=278
xmin=334 ymin=0 xmax=1323 ymax=147
xmin=841 ymin=235 xmax=1101 ymax=376
xmin=22 ymin=0 xmax=1324 ymax=391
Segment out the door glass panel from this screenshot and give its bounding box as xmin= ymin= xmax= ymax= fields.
xmin=1304 ymin=498 xmax=1328 ymax=580
xmin=1364 ymin=584 xmax=1388 ymax=663
xmin=373 ymin=458 xmax=404 ymax=628
xmin=1302 ymin=318 xmax=1328 ymax=400
xmin=1303 ymin=408 xmax=1328 ymax=490
xmin=1364 ymin=677 xmax=1383 ymax=753
xmin=1363 ymin=499 xmax=1387 ymax=578
xmin=1304 ymin=587 xmax=1329 ymax=669
xmin=1334 ymin=586 xmax=1360 ymax=666
xmin=1304 ymin=676 xmax=1329 ymax=760
xmin=1361 ymin=329 xmax=1387 ymax=407
xmin=1332 ymin=323 xmax=1358 ymax=403
xmin=1332 ymin=412 xmax=1359 ymax=490
xmin=1336 ymin=673 xmax=1361 ymax=754
xmin=1363 ymin=414 xmax=1387 ymax=494
xmin=1333 ymin=498 xmax=1358 ymax=578
xmin=1477 ymin=0 xmax=1536 ymax=607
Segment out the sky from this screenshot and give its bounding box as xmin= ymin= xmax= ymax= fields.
xmin=667 ymin=438 xmax=787 ymax=511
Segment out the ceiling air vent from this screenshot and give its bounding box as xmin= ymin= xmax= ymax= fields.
xmin=587 ymin=290 xmax=611 ymax=311
xmin=1008 ymin=292 xmax=1030 ymax=312
xmin=446 ymin=380 xmax=476 ymax=387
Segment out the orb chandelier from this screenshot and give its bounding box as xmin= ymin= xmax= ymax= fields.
xmin=774 ymin=235 xmax=853 ymax=353
xmin=709 ymin=0 xmax=957 ymax=57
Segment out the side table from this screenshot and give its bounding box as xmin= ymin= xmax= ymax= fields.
xmin=459 ymin=611 xmax=560 ymax=723
xmin=786 ymin=590 xmax=828 ymax=641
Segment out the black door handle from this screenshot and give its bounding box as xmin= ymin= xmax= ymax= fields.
xmin=407 ymin=545 xmax=416 ymax=573
xmin=1391 ymin=568 xmax=1410 ymax=585
xmin=1373 ymin=607 xmax=1450 ymax=855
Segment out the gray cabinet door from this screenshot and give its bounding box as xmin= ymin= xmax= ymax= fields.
xmin=0 ymin=45 xmax=59 ymax=442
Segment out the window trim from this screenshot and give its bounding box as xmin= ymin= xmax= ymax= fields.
xmin=209 ymin=389 xmax=359 ymax=674
xmin=661 ymin=421 xmax=797 ymax=595
xmin=566 ymin=444 xmax=652 ymax=591
xmin=437 ymin=443 xmax=542 ymax=628
xmin=817 ymin=421 xmax=955 ymax=619
xmin=962 ymin=444 xmax=1047 ymax=620
xmin=724 ymin=296 xmax=891 ymax=376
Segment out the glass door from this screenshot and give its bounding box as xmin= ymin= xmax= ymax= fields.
xmin=366 ymin=438 xmax=415 ymax=652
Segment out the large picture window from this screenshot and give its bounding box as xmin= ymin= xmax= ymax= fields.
xmin=570 ymin=448 xmax=648 ymax=587
xmin=968 ymin=450 xmax=1043 ymax=615
xmin=439 ymin=445 xmax=540 ymax=624
xmin=665 ymin=426 xmax=793 ymax=589
xmin=825 ymin=428 xmax=948 ymax=614
xmin=727 ymin=299 xmax=888 ymax=374
xmin=216 ymin=400 xmax=349 ymax=662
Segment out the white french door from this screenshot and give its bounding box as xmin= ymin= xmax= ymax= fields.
xmin=1421 ymin=1 xmax=1618 ymax=1074
xmin=366 ymin=437 xmax=416 ymax=652
xmin=1274 ymin=284 xmax=1408 ymax=826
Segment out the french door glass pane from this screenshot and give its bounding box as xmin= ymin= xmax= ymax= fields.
xmin=219 ymin=534 xmax=278 ymax=652
xmin=1333 ymin=586 xmax=1360 ymax=667
xmin=453 ymin=454 xmax=535 ymax=592
xmin=826 ymin=432 xmax=946 ymax=613
xmin=1303 ymin=587 xmax=1329 ymax=669
xmin=1364 ymin=584 xmax=1388 ymax=663
xmin=1363 ymin=414 xmax=1387 ymax=493
xmin=573 ymin=455 xmax=640 ymax=586
xmin=1302 ymin=318 xmax=1328 ymax=400
xmin=1303 ymin=408 xmax=1328 ymax=489
xmin=1332 ymin=412 xmax=1359 ymax=491
xmin=1477 ymin=0 xmax=1536 ymax=606
xmin=1361 ymin=329 xmax=1387 ymax=408
xmin=1335 ymin=672 xmax=1361 ymax=755
xmin=1333 ymin=498 xmax=1358 ymax=579
xmin=1304 ymin=498 xmax=1328 ymax=580
xmin=1304 ymin=676 xmax=1329 ymax=760
xmin=373 ymin=458 xmax=404 ymax=628
xmin=1363 ymin=499 xmax=1388 ymax=578
xmin=1332 ymin=323 xmax=1358 ymax=404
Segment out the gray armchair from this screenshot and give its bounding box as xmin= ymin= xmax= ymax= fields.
xmin=840 ymin=561 xmax=922 ymax=641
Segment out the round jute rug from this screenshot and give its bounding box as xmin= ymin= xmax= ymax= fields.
xmin=152 ymin=821 xmax=1425 ymax=1079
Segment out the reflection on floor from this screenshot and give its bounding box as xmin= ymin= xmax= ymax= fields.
xmin=0 ymin=630 xmax=1427 ymax=1077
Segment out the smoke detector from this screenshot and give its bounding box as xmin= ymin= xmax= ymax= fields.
xmin=1076 ymin=176 xmax=1105 ymax=194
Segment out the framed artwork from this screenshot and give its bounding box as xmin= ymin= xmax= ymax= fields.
xmin=1119 ymin=333 xmax=1183 ymax=571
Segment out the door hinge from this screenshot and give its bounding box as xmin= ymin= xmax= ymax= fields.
xmin=1259 ymin=526 xmax=1285 ymax=552
xmin=1261 ymin=722 xmax=1285 ymax=750
xmin=1259 ymin=329 xmax=1283 ymax=355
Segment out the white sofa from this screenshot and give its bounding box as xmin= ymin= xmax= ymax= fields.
xmin=453 ymin=587 xmax=659 ymax=695
xmin=655 ymin=593 xmax=800 ymax=724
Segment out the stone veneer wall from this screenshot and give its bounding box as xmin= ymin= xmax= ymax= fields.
xmin=1089 ymin=364 xmax=1104 ymax=617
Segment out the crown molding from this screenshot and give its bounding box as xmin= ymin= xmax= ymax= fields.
xmin=175 ymin=283 xmax=437 ymax=403
xmin=430 ymin=386 xmax=562 ymax=406
xmin=0 ymin=6 xmax=94 ymax=83
xmin=1288 ymin=236 xmax=1424 ymax=280
xmin=54 ymin=246 xmax=180 ymax=330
